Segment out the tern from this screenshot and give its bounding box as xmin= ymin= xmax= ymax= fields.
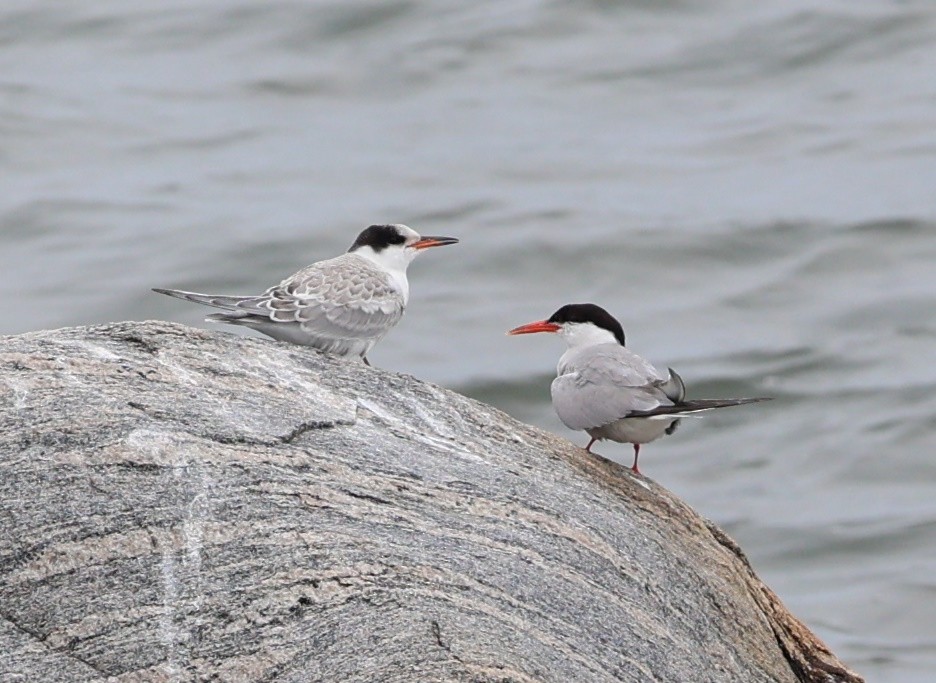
xmin=508 ymin=303 xmax=770 ymax=474
xmin=154 ymin=224 xmax=458 ymax=364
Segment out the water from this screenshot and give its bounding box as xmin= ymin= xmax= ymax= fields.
xmin=3 ymin=1 xmax=936 ymax=679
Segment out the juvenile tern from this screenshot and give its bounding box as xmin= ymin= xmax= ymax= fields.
xmin=508 ymin=303 xmax=770 ymax=474
xmin=154 ymin=224 xmax=458 ymax=364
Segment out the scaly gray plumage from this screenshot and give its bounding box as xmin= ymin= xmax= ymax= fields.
xmin=153 ymin=253 xmax=403 ymax=359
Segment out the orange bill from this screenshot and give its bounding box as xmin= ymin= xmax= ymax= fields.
xmin=507 ymin=320 xmax=561 ymax=335
xmin=412 ymin=236 xmax=459 ymax=250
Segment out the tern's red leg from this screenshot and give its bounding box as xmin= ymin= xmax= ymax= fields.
xmin=584 ymin=437 xmax=597 ymax=453
xmin=631 ymin=444 xmax=641 ymax=475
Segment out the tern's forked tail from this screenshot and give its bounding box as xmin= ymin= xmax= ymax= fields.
xmin=627 ymin=397 xmax=772 ymax=419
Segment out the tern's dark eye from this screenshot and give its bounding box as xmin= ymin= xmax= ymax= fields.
xmin=385 ymin=229 xmax=407 ymax=245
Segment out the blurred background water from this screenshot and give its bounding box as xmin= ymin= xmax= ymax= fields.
xmin=2 ymin=0 xmax=935 ymax=679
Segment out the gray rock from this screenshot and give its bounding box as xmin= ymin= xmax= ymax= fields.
xmin=0 ymin=321 xmax=862 ymax=683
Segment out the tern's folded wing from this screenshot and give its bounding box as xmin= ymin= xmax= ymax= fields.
xmin=551 ymin=374 xmax=672 ymax=430
xmin=230 ymin=255 xmax=405 ymax=340
xmin=551 ymin=346 xmax=675 ymax=431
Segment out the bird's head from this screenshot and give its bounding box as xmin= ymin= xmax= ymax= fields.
xmin=508 ymin=303 xmax=626 ymax=348
xmin=349 ymin=224 xmax=459 ymax=271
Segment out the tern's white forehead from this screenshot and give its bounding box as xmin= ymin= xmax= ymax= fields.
xmin=393 ymin=224 xmax=421 ymax=242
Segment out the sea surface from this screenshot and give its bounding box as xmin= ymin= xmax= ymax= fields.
xmin=3 ymin=1 xmax=936 ymax=680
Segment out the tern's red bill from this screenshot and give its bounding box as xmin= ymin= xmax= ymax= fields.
xmin=412 ymin=236 xmax=460 ymax=250
xmin=507 ymin=320 xmax=561 ymax=335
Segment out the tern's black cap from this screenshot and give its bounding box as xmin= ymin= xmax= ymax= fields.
xmin=348 ymin=224 xmax=408 ymax=253
xmin=547 ymin=303 xmax=626 ymax=346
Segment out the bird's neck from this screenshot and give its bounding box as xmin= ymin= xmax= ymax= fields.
xmin=560 ymin=323 xmax=620 ymax=349
xmin=353 ymin=246 xmax=412 ymax=303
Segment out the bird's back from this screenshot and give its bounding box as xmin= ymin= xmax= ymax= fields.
xmin=271 ymin=253 xmax=404 ymax=308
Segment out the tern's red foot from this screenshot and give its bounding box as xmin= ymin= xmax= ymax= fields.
xmin=630 ymin=444 xmax=641 ymax=475
xmin=584 ymin=437 xmax=597 ymax=453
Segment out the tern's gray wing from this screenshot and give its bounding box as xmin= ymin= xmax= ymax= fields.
xmin=551 ymin=345 xmax=679 ymax=431
xmin=225 ymin=253 xmax=405 ymax=341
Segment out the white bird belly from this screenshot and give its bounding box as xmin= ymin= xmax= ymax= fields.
xmin=232 ymin=319 xmax=376 ymax=359
xmin=587 ymin=416 xmax=680 ymax=446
